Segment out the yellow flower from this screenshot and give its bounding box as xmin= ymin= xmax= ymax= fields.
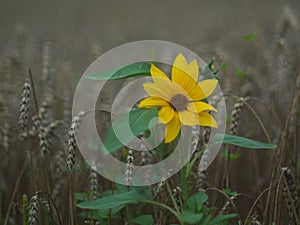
xmin=138 ymin=53 xmax=218 ymax=143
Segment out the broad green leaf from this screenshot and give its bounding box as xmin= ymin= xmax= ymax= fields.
xmin=131 ymin=215 xmax=154 ymax=225
xmin=242 ymin=33 xmax=256 ymax=41
xmin=201 ymin=215 xmax=212 ymax=225
xmin=103 ymin=108 xmax=158 ymax=154
xmin=86 ymin=61 xmax=220 ymax=82
xmin=98 ymin=205 xmax=124 ymax=218
xmin=86 ymin=62 xmax=151 ymax=80
xmin=77 ymin=189 xmax=149 ymax=210
xmin=181 ymin=210 xmax=203 ymax=224
xmin=208 ymin=213 xmax=236 ymax=225
xmin=187 ymin=192 xmax=208 ymax=211
xmin=213 ymin=134 xmax=276 ymax=149
xmin=80 ymin=209 xmax=123 ymax=221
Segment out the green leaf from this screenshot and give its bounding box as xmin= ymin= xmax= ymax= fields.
xmin=235 ymin=70 xmax=246 ymax=78
xmin=103 ymin=108 xmax=158 ymax=154
xmin=201 ymin=61 xmax=221 ymax=81
xmin=181 ymin=210 xmax=204 ymax=224
xmin=226 ymin=114 xmax=231 ymax=124
xmin=130 ymin=215 xmax=154 ymax=225
xmin=221 ymin=149 xmax=227 ymax=158
xmin=77 ymin=189 xmax=148 ymax=210
xmin=242 ymin=33 xmax=256 ymax=41
xmin=187 ymin=192 xmax=208 ymax=211
xmin=213 ymin=134 xmax=276 ymax=149
xmin=230 ymin=153 xmax=242 ymax=160
xmin=201 ymin=215 xmax=212 ymax=225
xmin=222 ymin=188 xmax=238 ymax=196
xmin=220 ymin=151 xmax=241 ymax=160
xmin=79 ymin=209 xmax=119 ymax=222
xmin=221 ymin=63 xmax=228 ymax=71
xmin=74 ymin=192 xmax=88 ymax=201
xmin=208 ymin=213 xmax=236 ymax=225
xmin=86 ymin=62 xmax=151 ymax=80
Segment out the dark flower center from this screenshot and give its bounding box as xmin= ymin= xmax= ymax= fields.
xmin=170 ymin=94 xmax=188 ymax=111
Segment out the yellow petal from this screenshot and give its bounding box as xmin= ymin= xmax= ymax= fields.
xmin=165 ymin=113 xmax=181 ymax=143
xmin=185 ymin=59 xmax=199 ymax=82
xmin=174 ymin=72 xmax=198 ymax=96
xmin=178 ymin=110 xmax=198 ymax=126
xmin=173 ymin=53 xmax=188 ymax=72
xmin=138 ymin=97 xmax=169 ymax=108
xmin=187 ymin=101 xmax=217 ymax=113
xmin=150 ymin=64 xmax=169 ymax=83
xmin=158 ymin=105 xmax=175 ymax=124
xmin=198 ymin=79 xmax=218 ymax=98
xmin=188 ymin=79 xmax=218 ymax=101
xmin=198 ymin=112 xmax=218 ymax=128
xmin=143 ymin=82 xmax=172 ymax=100
xmin=172 ymin=54 xmax=198 ymax=81
xmin=172 ymin=54 xmax=199 ymax=91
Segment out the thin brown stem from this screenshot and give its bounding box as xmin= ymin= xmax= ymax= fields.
xmin=244 ymin=187 xmax=270 ymax=225
xmin=4 ymin=157 xmax=29 ymax=225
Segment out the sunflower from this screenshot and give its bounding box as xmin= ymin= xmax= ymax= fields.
xmin=138 ymin=53 xmax=218 ymax=143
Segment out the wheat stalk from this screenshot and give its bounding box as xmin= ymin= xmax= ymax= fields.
xmin=66 ymin=111 xmax=86 ymax=170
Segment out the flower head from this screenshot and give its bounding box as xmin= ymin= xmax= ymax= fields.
xmin=139 ymin=53 xmax=218 ymax=143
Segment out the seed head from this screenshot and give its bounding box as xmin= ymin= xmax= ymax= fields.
xmin=18 ymin=78 xmax=31 ymax=130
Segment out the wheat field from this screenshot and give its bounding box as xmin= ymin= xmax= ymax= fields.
xmin=0 ymin=1 xmax=299 ymax=224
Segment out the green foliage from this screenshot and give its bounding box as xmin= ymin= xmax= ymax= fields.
xmin=242 ymin=33 xmax=256 ymax=41
xmin=180 ymin=192 xmax=236 ymax=225
xmin=221 ymin=63 xmax=228 ymax=72
xmin=235 ymin=70 xmax=246 ymax=78
xmin=74 ymin=192 xmax=89 ymax=201
xmin=229 ymin=152 xmax=242 ymax=160
xmin=187 ymin=192 xmax=208 ymax=211
xmin=77 ymin=186 xmax=237 ymax=224
xmin=130 ymin=215 xmax=154 ymax=225
xmin=77 ymin=188 xmax=150 ymax=210
xmin=181 ymin=210 xmax=204 ymax=224
xmin=222 ymin=188 xmax=238 ymax=196
xmin=22 ymin=194 xmax=29 ymax=225
xmin=201 ymin=57 xmax=221 ymax=81
xmin=221 ymin=150 xmax=242 ymax=160
xmin=78 ymin=212 xmax=109 ymax=224
xmin=86 ymin=59 xmax=220 ymax=82
xmin=208 ymin=214 xmax=237 ymax=225
xmin=103 ymin=108 xmax=158 ymax=154
xmin=213 ymin=134 xmax=276 ymax=149
xmin=226 ymin=114 xmax=231 ymax=124
xmin=86 ymin=62 xmax=152 ymax=80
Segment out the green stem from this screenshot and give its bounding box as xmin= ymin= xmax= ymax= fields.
xmin=181 ymin=167 xmax=189 ymax=208
xmin=22 ymin=194 xmax=29 ymax=225
xmin=185 ymin=148 xmax=206 ymax=180
xmin=139 ymin=199 xmax=183 ymax=225
xmin=166 ymin=182 xmax=180 ymax=214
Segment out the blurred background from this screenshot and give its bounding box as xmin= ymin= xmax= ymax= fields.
xmin=0 ymin=0 xmax=299 ymax=75
xmin=0 ymin=0 xmax=300 ymax=224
